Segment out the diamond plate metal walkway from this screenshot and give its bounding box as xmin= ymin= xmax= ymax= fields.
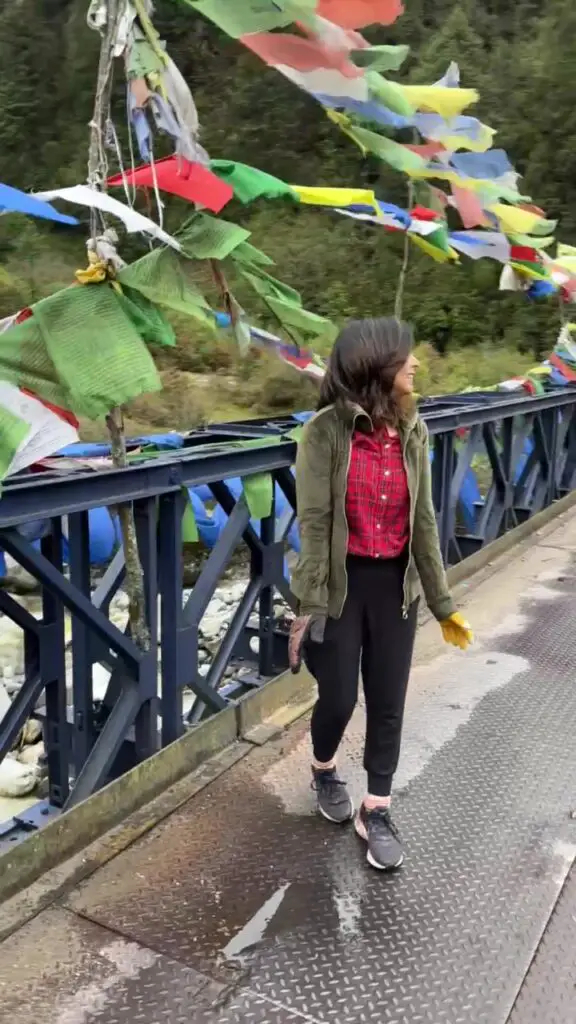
xmin=1 ymin=516 xmax=576 ymax=1024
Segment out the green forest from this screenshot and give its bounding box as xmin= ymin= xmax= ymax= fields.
xmin=0 ymin=0 xmax=573 ymax=430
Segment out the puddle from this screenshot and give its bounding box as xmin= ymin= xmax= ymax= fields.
xmin=222 ymin=882 xmax=291 ymax=961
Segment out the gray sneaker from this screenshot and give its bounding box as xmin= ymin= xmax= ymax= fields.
xmin=311 ymin=767 xmax=354 ymax=824
xmin=355 ymin=804 xmax=404 ymax=870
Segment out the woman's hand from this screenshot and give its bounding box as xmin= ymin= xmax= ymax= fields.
xmin=289 ymin=614 xmax=326 ymax=673
xmin=440 ymin=612 xmax=474 ymax=650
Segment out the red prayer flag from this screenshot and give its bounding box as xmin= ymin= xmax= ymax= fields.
xmin=510 ymin=245 xmax=540 ymax=264
xmin=108 ymin=157 xmax=233 ymax=213
xmin=410 ymin=205 xmax=441 ymax=221
xmin=241 ymin=31 xmax=363 ymax=77
xmin=405 ymin=141 xmax=445 ymax=159
xmin=317 ymin=0 xmax=404 ymax=29
xmin=451 ymin=185 xmax=488 ymax=229
xmin=550 ymin=352 xmax=576 ymax=381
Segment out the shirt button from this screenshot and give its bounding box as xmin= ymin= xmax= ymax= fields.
xmin=382 ymin=494 xmax=387 ymax=500
xmin=385 ymin=444 xmax=390 ymax=449
xmin=385 ymin=470 xmax=390 ymax=477
xmin=376 ymin=523 xmax=381 ymax=529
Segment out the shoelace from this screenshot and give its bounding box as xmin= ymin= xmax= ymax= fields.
xmin=365 ymin=806 xmax=401 ymax=840
xmin=311 ymin=772 xmax=348 ymax=797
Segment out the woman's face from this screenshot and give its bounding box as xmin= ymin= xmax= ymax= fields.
xmin=393 ymin=352 xmax=419 ymax=396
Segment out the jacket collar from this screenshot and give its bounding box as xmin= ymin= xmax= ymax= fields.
xmin=334 ymin=400 xmax=419 ymax=438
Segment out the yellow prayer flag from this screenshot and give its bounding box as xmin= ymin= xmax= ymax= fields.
xmin=488 ymin=204 xmax=542 ymax=235
xmin=400 ymin=85 xmax=479 ymax=119
xmin=557 ymin=244 xmax=576 ymax=259
xmin=291 ymin=185 xmax=378 ymax=211
xmin=436 ymin=125 xmax=495 ymax=154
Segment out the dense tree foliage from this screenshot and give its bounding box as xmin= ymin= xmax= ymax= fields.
xmin=0 ymin=0 xmax=571 ymax=362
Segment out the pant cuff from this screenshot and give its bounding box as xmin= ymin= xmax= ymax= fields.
xmin=367 ymin=774 xmax=393 ymax=797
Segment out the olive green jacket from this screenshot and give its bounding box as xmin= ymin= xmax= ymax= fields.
xmin=290 ymin=402 xmax=456 ymax=622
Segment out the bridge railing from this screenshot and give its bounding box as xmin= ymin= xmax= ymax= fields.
xmin=1 ymin=388 xmax=575 ymax=839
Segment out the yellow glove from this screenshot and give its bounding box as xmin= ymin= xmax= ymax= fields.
xmin=440 ymin=612 xmax=474 ymax=650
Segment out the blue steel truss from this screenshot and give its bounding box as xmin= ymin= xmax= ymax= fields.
xmin=1 ymin=388 xmax=576 ymax=845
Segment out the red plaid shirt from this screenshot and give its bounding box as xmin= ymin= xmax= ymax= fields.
xmin=346 ymin=427 xmax=410 ymax=559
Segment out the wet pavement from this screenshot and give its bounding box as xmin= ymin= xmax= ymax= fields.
xmin=1 ymin=519 xmax=576 ymax=1023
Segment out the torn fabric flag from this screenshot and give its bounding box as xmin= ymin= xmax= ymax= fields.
xmin=35 ymin=186 xmax=181 ymax=250
xmin=0 ymin=381 xmax=79 ymax=481
xmin=107 ymin=156 xmax=234 ymax=213
xmin=0 ymin=183 xmax=79 ymax=226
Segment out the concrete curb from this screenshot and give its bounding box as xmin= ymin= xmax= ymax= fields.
xmin=1 ymin=490 xmax=575 ymax=908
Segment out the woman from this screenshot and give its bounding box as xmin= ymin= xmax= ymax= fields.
xmin=289 ymin=317 xmax=472 ymax=871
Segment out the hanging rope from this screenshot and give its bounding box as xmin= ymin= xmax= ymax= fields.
xmin=394 ymin=178 xmax=413 ymax=322
xmin=87 ymin=0 xmax=150 ymax=652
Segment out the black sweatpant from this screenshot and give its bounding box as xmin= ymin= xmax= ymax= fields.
xmin=306 ymin=555 xmax=418 ymax=797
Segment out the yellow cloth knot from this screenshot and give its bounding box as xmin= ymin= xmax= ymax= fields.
xmin=440 ymin=612 xmax=474 ymax=650
xmin=75 ymin=251 xmax=110 ymax=285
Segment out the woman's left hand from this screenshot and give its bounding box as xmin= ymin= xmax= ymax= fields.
xmin=289 ymin=614 xmax=326 ymax=673
xmin=440 ymin=612 xmax=474 ymax=650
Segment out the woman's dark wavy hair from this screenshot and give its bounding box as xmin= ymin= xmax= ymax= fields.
xmin=318 ymin=317 xmax=414 ymax=427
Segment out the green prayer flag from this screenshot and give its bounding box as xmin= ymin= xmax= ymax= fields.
xmin=351 ymin=45 xmax=409 ymax=73
xmin=242 ymin=473 xmax=273 ymax=520
xmin=475 ymin=182 xmax=530 ymax=205
xmin=422 ymin=225 xmax=451 ymax=254
xmin=412 ymin=181 xmax=446 ymax=215
xmin=343 ymin=123 xmax=426 ymax=174
xmin=0 ymin=283 xmax=161 ymax=419
xmin=126 ymin=38 xmax=165 ymax=78
xmin=209 ymin=160 xmax=297 ymax=205
xmin=510 ymin=234 xmax=555 ymax=250
xmin=366 ymin=71 xmax=415 ymax=117
xmin=265 ymin=297 xmax=335 ymax=340
xmin=115 ymin=287 xmax=176 ymax=347
xmin=239 ymin=267 xmax=303 ymax=306
xmin=182 ymin=488 xmax=199 ymax=543
xmin=232 ymin=242 xmax=275 ymax=268
xmin=118 ymin=248 xmax=214 ymax=329
xmin=0 ymin=405 xmax=29 ymax=485
xmin=181 ymin=0 xmax=315 ymax=37
xmin=178 ymin=213 xmax=250 ymax=260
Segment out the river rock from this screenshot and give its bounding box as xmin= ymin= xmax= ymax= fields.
xmin=19 ymin=718 xmax=42 ymax=745
xmin=17 ymin=740 xmax=45 ymax=766
xmin=199 ymin=615 xmax=224 ymax=641
xmin=222 ymin=582 xmax=246 ymax=605
xmin=0 ymin=680 xmax=10 ymax=720
xmin=0 ymin=755 xmax=38 ymax=797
